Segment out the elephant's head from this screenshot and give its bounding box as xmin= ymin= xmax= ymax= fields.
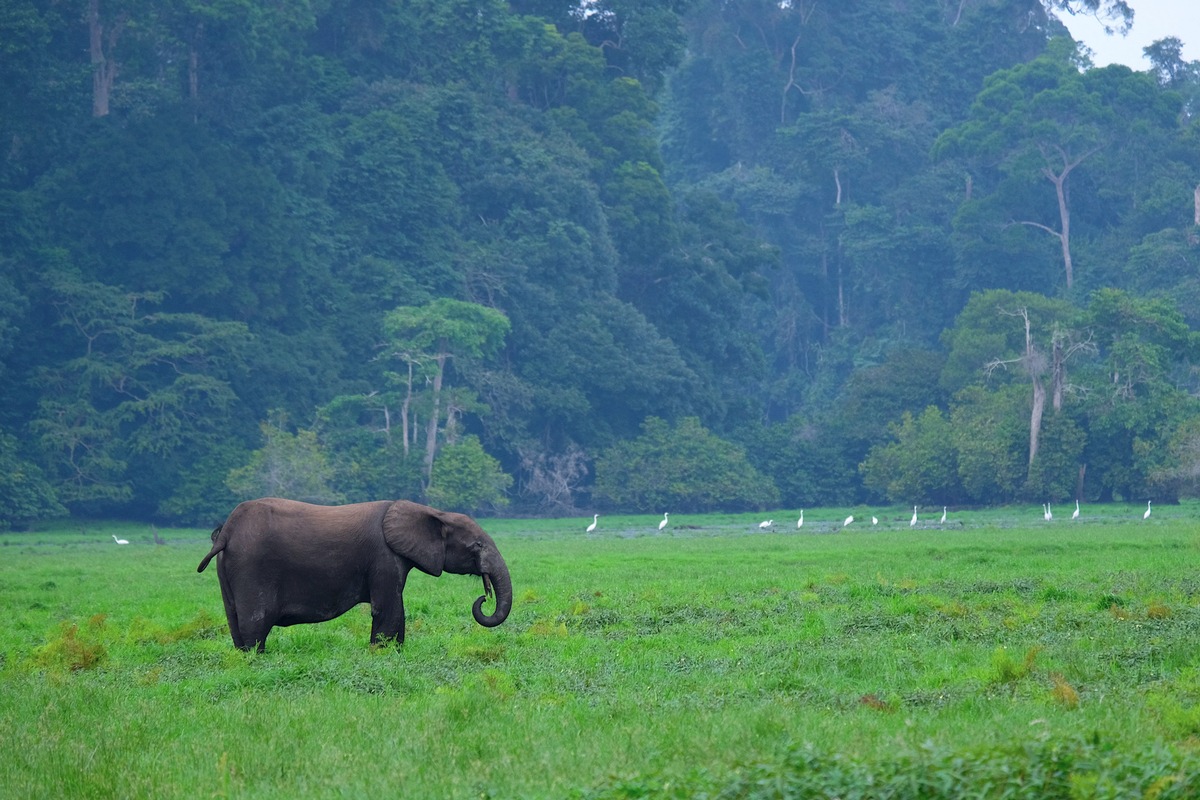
xmin=382 ymin=500 xmax=512 ymax=628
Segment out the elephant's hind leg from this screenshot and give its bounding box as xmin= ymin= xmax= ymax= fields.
xmin=215 ymin=559 xmax=247 ymax=650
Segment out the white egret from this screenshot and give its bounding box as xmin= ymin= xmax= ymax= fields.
xmin=797 ymin=510 xmax=804 ymax=528
xmin=586 ymin=514 xmax=599 ymax=533
xmin=871 ymin=516 xmax=878 ymax=525
xmin=940 ymin=507 xmax=947 ymax=524
xmin=112 ymin=534 xmax=129 ymax=545
xmin=658 ymin=512 xmax=670 ymax=531
xmin=1072 ymin=501 xmax=1080 ymax=520
xmin=910 ymin=506 xmax=917 ymax=527
xmin=843 ymin=515 xmax=854 ymax=527
xmin=1143 ymin=501 xmax=1152 ymax=520
xmin=758 ymin=519 xmax=773 ymax=529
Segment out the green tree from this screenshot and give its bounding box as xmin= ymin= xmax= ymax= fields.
xmin=860 ymin=407 xmax=963 ymax=505
xmin=1078 ymin=289 xmax=1200 ymax=501
xmin=950 ymin=385 xmax=1028 ymax=504
xmin=317 ymin=393 xmax=424 ymax=504
xmin=941 ymin=289 xmax=1091 ymax=478
xmin=31 ymin=276 xmax=250 ymax=512
xmin=740 ymin=415 xmax=858 ymax=508
xmin=936 ymin=42 xmax=1108 ymax=290
xmin=594 ymin=416 xmax=779 ymax=512
xmin=226 ymin=417 xmax=342 ymax=504
xmin=0 ymin=430 xmax=65 ymax=529
xmin=1023 ymin=411 xmax=1087 ymax=501
xmin=426 ymin=435 xmax=513 ymax=513
xmin=383 ymin=299 xmax=510 ymax=485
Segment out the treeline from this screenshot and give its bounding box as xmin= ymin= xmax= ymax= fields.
xmin=2 ymin=0 xmax=1199 ymax=528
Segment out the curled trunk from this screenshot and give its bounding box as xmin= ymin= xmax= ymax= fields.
xmin=472 ymin=556 xmax=512 ymax=628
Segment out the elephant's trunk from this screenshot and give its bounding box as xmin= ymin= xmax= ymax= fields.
xmin=472 ymin=554 xmax=512 ymax=628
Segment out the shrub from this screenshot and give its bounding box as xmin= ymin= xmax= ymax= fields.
xmin=594 ymin=416 xmax=779 ymax=512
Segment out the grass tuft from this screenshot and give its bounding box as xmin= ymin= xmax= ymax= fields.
xmin=31 ymin=620 xmax=107 ymax=672
xmin=1050 ymin=672 xmax=1081 ymax=709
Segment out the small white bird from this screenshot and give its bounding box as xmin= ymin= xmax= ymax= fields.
xmin=940 ymin=507 xmax=947 ymax=524
xmin=658 ymin=512 xmax=670 ymax=531
xmin=1144 ymin=500 xmax=1152 ymax=520
xmin=758 ymin=519 xmax=773 ymax=529
xmin=586 ymin=514 xmax=598 ymax=533
xmin=843 ymin=515 xmax=854 ymax=527
xmin=871 ymin=516 xmax=878 ymax=525
xmin=910 ymin=506 xmax=917 ymax=527
xmin=797 ymin=510 xmax=804 ymax=528
xmin=1072 ymin=500 xmax=1080 ymax=520
xmin=112 ymin=534 xmax=129 ymax=545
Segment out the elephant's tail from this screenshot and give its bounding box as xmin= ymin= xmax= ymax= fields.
xmin=196 ymin=524 xmax=226 ymax=573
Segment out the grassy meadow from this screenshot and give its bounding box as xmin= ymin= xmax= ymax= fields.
xmin=2 ymin=504 xmax=1200 ymax=798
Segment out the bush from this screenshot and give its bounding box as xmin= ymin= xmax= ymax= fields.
xmin=426 ymin=435 xmax=512 ymax=513
xmin=860 ymin=407 xmax=963 ymax=505
xmin=594 ymin=416 xmax=779 ymax=512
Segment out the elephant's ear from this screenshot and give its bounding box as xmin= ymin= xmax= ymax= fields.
xmin=382 ymin=500 xmax=446 ymax=576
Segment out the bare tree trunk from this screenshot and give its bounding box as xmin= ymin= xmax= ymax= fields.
xmin=188 ymin=23 xmax=201 ymax=122
xmin=1030 ymin=373 xmax=1045 ymax=466
xmin=1194 ymin=184 xmax=1200 ymax=227
xmin=1016 ymin=143 xmax=1102 ymax=290
xmin=89 ymin=0 xmax=114 ymax=117
xmin=1051 ymin=170 xmax=1073 ymax=289
xmin=400 ymin=360 xmax=414 ymax=457
xmin=423 ymin=353 xmax=447 ymax=482
xmin=837 ymin=258 xmax=847 ymax=327
xmin=952 ymin=0 xmax=969 ymax=26
xmin=1051 ymin=334 xmax=1065 ymax=412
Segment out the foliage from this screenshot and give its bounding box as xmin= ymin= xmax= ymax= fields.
xmin=317 ymin=394 xmax=425 ymax=504
xmin=29 ymin=276 xmax=251 ymax=514
xmin=594 ymin=416 xmax=779 ymax=512
xmin=860 ymin=407 xmax=964 ymax=505
xmin=225 ymin=417 xmax=343 ymax=505
xmin=0 ymin=430 xmax=65 ymax=530
xmin=425 ymin=435 xmax=514 ymax=513
xmin=950 ymin=386 xmax=1030 ymax=504
xmin=2 ymin=0 xmax=1200 ymax=525
xmin=739 ymin=416 xmax=858 ymax=508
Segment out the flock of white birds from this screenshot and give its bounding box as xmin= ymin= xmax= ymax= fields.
xmin=106 ymin=500 xmax=1160 ymax=543
xmin=580 ymin=499 xmax=1157 ymax=534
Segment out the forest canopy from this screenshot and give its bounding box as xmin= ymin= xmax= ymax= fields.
xmin=2 ymin=0 xmax=1199 ymax=527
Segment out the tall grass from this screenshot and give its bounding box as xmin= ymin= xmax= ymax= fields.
xmin=2 ymin=506 xmax=1199 ymax=797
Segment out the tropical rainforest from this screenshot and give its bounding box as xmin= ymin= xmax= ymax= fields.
xmin=2 ymin=0 xmax=1199 ymax=527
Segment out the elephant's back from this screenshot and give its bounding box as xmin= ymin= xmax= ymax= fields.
xmin=224 ymin=498 xmax=392 ymax=552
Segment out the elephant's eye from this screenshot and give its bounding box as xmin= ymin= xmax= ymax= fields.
xmin=471 ymin=540 xmax=484 ymax=550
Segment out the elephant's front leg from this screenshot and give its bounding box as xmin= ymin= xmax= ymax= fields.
xmin=369 ymin=597 xmax=405 ymax=645
xmin=367 ymin=566 xmax=409 ymax=647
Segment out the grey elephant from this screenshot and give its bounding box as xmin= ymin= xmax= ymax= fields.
xmin=197 ymin=497 xmax=512 ymax=652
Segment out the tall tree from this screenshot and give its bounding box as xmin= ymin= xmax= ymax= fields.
xmin=936 ymin=41 xmax=1112 ymax=289
xmin=31 ymin=275 xmax=250 ymax=511
xmin=383 ymin=300 xmax=510 ymax=485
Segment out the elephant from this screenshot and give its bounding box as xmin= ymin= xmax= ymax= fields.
xmin=196 ymin=497 xmax=512 ymax=652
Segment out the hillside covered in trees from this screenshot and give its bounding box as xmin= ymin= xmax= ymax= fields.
xmin=3 ymin=0 xmax=1199 ymax=527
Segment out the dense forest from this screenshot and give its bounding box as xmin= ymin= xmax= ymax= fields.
xmin=3 ymin=0 xmax=1199 ymax=527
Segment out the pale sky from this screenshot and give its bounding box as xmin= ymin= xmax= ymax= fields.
xmin=1057 ymin=0 xmax=1200 ymax=69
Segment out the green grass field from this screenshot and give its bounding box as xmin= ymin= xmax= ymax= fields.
xmin=2 ymin=505 xmax=1199 ymax=798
